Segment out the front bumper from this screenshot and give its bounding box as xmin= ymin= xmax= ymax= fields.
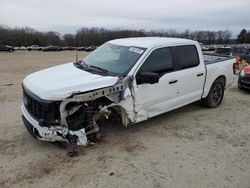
xmin=21 ymin=104 xmax=88 ymax=145
xmin=21 ymin=103 xmax=67 ymax=142
xmin=238 ymin=77 xmax=250 ymax=90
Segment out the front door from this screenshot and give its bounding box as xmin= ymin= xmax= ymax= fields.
xmin=134 ymin=47 xmax=179 ymax=120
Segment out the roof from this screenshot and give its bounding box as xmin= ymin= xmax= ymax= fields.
xmin=108 ymin=37 xmax=198 ymax=48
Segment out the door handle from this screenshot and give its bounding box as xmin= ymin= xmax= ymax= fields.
xmin=169 ymin=80 xmax=178 ymax=84
xmin=197 ymin=73 xmax=204 ymax=77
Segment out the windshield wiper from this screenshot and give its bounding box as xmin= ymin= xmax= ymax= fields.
xmin=74 ymin=60 xmax=88 ymax=70
xmin=81 ymin=60 xmax=89 ymax=68
xmin=75 ymin=62 xmax=114 ymax=76
xmin=89 ymin=65 xmax=111 ymax=75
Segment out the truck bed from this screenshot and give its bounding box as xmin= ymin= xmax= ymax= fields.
xmin=203 ymin=53 xmax=234 ymax=65
xmin=201 ymin=53 xmax=235 ymax=98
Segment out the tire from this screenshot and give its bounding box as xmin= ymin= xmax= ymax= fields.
xmin=202 ymin=78 xmax=225 ymax=108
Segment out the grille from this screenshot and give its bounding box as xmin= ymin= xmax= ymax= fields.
xmin=241 ymin=80 xmax=250 ymax=88
xmin=23 ymin=89 xmax=44 ymax=120
xmin=23 ymin=87 xmax=61 ymax=126
xmin=242 ymin=75 xmax=250 ymax=83
xmin=242 ymin=82 xmax=250 ymax=88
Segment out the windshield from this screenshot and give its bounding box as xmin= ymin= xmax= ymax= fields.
xmin=82 ymin=43 xmax=146 ymax=75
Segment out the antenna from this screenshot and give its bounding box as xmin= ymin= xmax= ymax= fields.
xmin=75 ymin=49 xmax=78 ymax=62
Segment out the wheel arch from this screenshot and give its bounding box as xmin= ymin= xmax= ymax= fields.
xmin=202 ymin=74 xmax=227 ymax=98
xmin=216 ymin=75 xmax=226 ymax=87
xmin=102 ymin=104 xmax=130 ymax=127
xmin=201 ymin=75 xmax=226 ymax=108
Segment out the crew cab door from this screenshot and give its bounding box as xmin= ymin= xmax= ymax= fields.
xmin=133 ymin=47 xmax=179 ymax=119
xmin=171 ymin=45 xmax=205 ymax=106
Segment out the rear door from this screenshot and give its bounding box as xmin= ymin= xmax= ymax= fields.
xmin=171 ymin=45 xmax=205 ymax=106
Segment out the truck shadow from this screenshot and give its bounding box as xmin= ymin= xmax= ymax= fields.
xmin=98 ymin=101 xmax=207 ymax=137
xmin=22 ymin=101 xmax=213 ymax=155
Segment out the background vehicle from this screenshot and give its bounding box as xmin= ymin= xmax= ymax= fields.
xmin=214 ymin=46 xmax=250 ymax=73
xmin=63 ymin=46 xmax=76 ymax=51
xmin=238 ymin=65 xmax=250 ymax=90
xmin=14 ymin=46 xmax=27 ymax=50
xmin=21 ymin=37 xmax=235 ymax=154
xmin=231 ymin=47 xmax=250 ymax=63
xmin=77 ymin=46 xmax=87 ymax=51
xmin=85 ymin=46 xmax=97 ymax=51
xmin=200 ymin=43 xmax=215 ymax=52
xmin=0 ymin=44 xmax=14 ymax=52
xmin=214 ymin=47 xmax=232 ymax=56
xmin=27 ymin=45 xmax=43 ymax=51
xmin=43 ymin=46 xmax=62 ymax=52
xmin=202 ymin=46 xmax=216 ymax=52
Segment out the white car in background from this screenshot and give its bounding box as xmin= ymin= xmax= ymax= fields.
xmin=27 ymin=45 xmax=43 ymax=51
xmin=14 ymin=46 xmax=27 ymax=50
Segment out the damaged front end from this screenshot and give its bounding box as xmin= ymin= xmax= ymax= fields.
xmin=21 ymin=82 xmax=129 ymax=155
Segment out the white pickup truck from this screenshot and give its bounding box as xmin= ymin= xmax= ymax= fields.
xmin=21 ymin=37 xmax=235 ymax=155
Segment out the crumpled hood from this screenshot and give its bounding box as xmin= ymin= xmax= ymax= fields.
xmin=23 ymin=63 xmax=119 ymax=100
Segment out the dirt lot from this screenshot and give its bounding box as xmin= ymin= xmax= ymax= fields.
xmin=0 ymin=51 xmax=250 ymax=188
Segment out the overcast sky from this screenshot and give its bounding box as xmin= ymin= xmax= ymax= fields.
xmin=0 ymin=0 xmax=249 ymax=36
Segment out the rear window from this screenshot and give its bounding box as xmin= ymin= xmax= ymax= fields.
xmin=172 ymin=45 xmax=199 ymax=70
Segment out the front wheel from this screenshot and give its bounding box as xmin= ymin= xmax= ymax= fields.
xmin=201 ymin=78 xmax=225 ymax=108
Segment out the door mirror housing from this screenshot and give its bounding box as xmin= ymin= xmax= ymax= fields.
xmin=136 ymin=72 xmax=160 ymax=85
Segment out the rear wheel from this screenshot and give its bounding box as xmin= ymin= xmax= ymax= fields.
xmin=202 ymin=78 xmax=225 ymax=108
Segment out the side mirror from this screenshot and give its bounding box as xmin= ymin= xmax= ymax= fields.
xmin=136 ymin=72 xmax=160 ymax=85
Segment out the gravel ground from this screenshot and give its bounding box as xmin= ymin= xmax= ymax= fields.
xmin=0 ymin=51 xmax=250 ymax=188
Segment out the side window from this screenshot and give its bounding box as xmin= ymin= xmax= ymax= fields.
xmin=136 ymin=47 xmax=173 ymax=85
xmin=172 ymin=45 xmax=199 ymax=70
xmin=138 ymin=47 xmax=173 ymax=75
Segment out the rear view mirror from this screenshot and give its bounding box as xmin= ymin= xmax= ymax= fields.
xmin=136 ymin=72 xmax=160 ymax=85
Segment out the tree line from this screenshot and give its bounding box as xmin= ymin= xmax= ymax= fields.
xmin=236 ymin=29 xmax=250 ymax=43
xmin=0 ymin=24 xmax=249 ymax=47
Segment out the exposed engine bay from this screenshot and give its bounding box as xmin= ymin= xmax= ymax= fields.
xmin=59 ymin=83 xmax=125 ymax=144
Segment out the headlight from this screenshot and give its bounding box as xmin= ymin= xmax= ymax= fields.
xmin=240 ymin=69 xmax=245 ymax=77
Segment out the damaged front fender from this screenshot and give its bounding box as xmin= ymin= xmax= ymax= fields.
xmin=57 ymin=83 xmax=125 ymax=145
